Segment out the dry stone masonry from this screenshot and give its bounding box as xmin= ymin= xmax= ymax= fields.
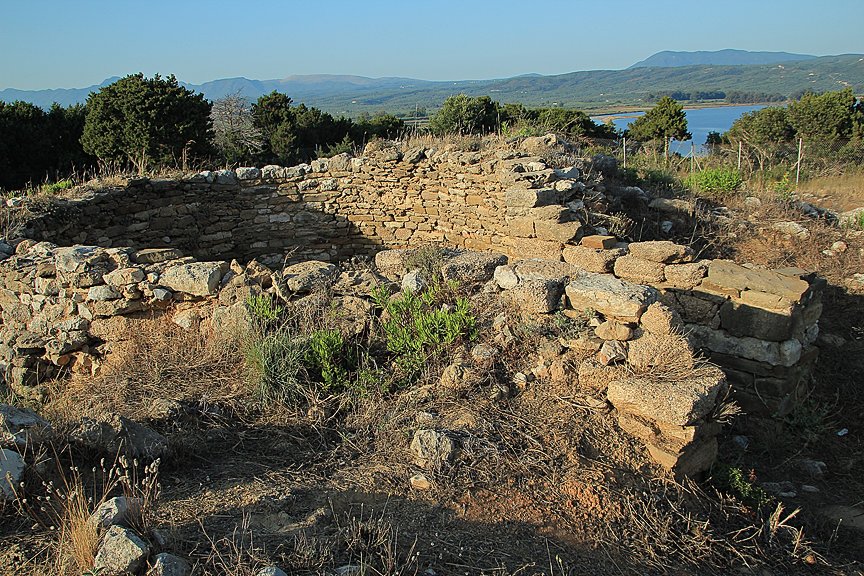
xmin=1 ymin=135 xmax=825 ymax=478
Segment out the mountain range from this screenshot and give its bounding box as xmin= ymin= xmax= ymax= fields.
xmin=2 ymin=50 xmax=863 ymax=116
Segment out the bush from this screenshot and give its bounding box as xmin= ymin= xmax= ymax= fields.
xmin=684 ymin=168 xmax=743 ymax=198
xmin=305 ymin=329 xmax=350 ymax=391
xmin=711 ymin=464 xmax=771 ymax=509
xmin=246 ymin=294 xmax=284 ymax=324
xmin=41 ymin=179 xmax=74 ymax=194
xmin=372 ymin=285 xmax=476 ymax=383
xmin=243 ymin=327 xmax=306 ymax=406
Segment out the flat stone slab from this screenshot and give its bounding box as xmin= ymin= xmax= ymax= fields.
xmin=706 ymin=260 xmax=810 ymax=303
xmin=627 ymin=241 xmax=692 ymax=264
xmin=565 ymin=272 xmax=657 ymax=322
xmin=686 ymin=323 xmax=803 ymax=367
xmin=440 ymin=252 xmax=507 ymax=285
xmin=0 ymin=404 xmax=51 ymax=448
xmin=607 ymin=365 xmax=726 ymax=426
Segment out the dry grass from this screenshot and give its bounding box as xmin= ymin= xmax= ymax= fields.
xmin=44 ymin=311 xmax=248 ymax=424
xmin=10 ymin=450 xmax=160 ymax=575
xmin=796 ymin=171 xmax=864 ymax=212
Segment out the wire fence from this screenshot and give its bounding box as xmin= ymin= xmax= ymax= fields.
xmin=596 ymin=136 xmax=864 ymax=187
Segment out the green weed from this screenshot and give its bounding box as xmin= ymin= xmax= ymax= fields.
xmin=684 ymin=168 xmax=743 ymax=199
xmin=245 ymin=294 xmax=284 ymax=323
xmin=712 ymin=464 xmax=771 ymax=509
xmin=243 ymin=327 xmax=306 ymax=406
xmin=372 ymin=284 xmax=476 ymax=383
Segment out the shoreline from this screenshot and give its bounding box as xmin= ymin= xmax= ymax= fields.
xmin=589 ymin=101 xmax=778 ymax=119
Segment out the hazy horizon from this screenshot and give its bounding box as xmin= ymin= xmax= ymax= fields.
xmin=3 ymin=0 xmax=861 ymax=90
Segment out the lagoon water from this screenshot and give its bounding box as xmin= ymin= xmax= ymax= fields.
xmin=593 ymin=104 xmax=766 ymax=155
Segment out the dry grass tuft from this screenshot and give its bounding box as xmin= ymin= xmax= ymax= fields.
xmin=46 ymin=312 xmax=247 ymax=423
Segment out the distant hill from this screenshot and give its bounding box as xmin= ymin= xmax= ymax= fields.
xmin=2 ymin=53 xmax=863 ymax=116
xmin=629 ymin=49 xmax=818 ymax=68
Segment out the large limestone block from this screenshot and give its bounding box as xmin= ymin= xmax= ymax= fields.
xmin=664 ymin=261 xmax=709 ymax=289
xmin=686 ymin=323 xmax=802 ymax=367
xmin=565 ymin=272 xmax=658 ymax=323
xmin=506 ymin=279 xmax=563 ymax=314
xmin=281 ymin=261 xmax=337 ymax=293
xmin=613 ymin=255 xmax=666 ymax=284
xmin=719 ymin=300 xmax=794 ymax=342
xmin=505 ymin=238 xmax=563 ymax=262
xmin=706 ymin=260 xmax=810 ymax=303
xmin=562 ymin=245 xmax=625 ymax=274
xmin=159 ymin=262 xmax=224 ymax=297
xmin=513 ymin=259 xmax=582 ymax=285
xmin=504 ymin=186 xmax=559 ymax=208
xmin=627 ymin=241 xmax=692 ymax=264
xmin=374 ymin=249 xmax=410 ymax=281
xmin=607 ymin=365 xmax=726 ymax=427
xmin=54 ymin=245 xmax=111 ymax=288
xmin=70 ymin=414 xmax=168 ymax=460
xmin=440 ymin=252 xmax=507 ymax=285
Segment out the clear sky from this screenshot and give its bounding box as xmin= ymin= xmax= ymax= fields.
xmin=2 ymin=0 xmax=860 ymax=90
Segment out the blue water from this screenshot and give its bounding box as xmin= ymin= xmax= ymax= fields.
xmin=593 ymin=104 xmax=766 ymax=156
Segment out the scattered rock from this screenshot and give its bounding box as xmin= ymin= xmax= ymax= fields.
xmin=770 ymin=221 xmax=810 ymax=241
xmin=148 ymin=552 xmax=191 ymax=576
xmin=627 ymin=241 xmax=692 ymax=264
xmin=440 ymin=251 xmax=507 ymax=284
xmin=506 ymin=279 xmax=563 ymax=314
xmin=70 ymin=414 xmax=169 ymax=460
xmin=401 ymin=269 xmax=427 ymax=293
xmin=160 ymin=262 xmax=224 ymax=297
xmin=438 ymin=362 xmax=477 ymax=398
xmin=0 ymin=404 xmax=51 ymax=448
xmin=0 ymin=448 xmax=25 ymax=501
xmin=90 ymin=496 xmax=142 ymax=529
xmin=282 ymin=261 xmax=337 ymax=293
xmin=594 ymin=320 xmax=634 ymax=341
xmin=565 ymin=272 xmax=658 ymax=323
xmin=256 ymin=568 xmax=288 ymax=576
xmin=409 ymin=473 xmax=433 ymax=490
xmin=597 ymin=340 xmax=627 ymax=366
xmin=493 ymin=265 xmax=519 ymax=290
xmin=94 ymin=525 xmax=150 ymax=576
xmin=410 ymin=429 xmax=457 ymax=469
xmin=640 ymin=302 xmax=683 ymax=335
xmin=798 ymin=459 xmax=827 ymax=479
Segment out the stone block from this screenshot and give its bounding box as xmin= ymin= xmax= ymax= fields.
xmin=565 ymin=272 xmax=658 ymax=323
xmin=607 ymin=365 xmax=726 ymax=427
xmin=706 ymin=260 xmax=810 ymax=303
xmin=614 ymin=255 xmax=666 ymax=284
xmin=627 ymin=240 xmax=692 ymax=263
xmin=562 ymin=245 xmax=625 ymax=274
xmin=685 ymin=323 xmax=802 ymax=367
xmin=581 ymin=235 xmax=617 ymax=249
xmin=719 ymin=300 xmax=794 ymax=342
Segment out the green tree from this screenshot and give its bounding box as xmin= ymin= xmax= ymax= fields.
xmin=788 ymin=88 xmax=862 ymax=144
xmin=352 ymin=112 xmax=405 ymax=143
xmin=428 ymin=94 xmax=500 ymax=135
xmin=726 ymin=106 xmax=795 ymax=169
xmin=627 ymin=96 xmax=691 ymax=161
xmin=81 ymin=74 xmax=213 ymax=173
xmin=0 ymin=101 xmax=93 ymax=191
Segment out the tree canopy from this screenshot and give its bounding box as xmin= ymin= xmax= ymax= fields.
xmin=81 ymin=74 xmax=213 ymax=172
xmin=628 ymin=96 xmax=691 ymax=144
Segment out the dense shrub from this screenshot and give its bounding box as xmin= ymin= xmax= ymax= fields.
xmin=684 ymin=168 xmax=743 ymax=197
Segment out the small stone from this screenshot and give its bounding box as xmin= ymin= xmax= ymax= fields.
xmin=831 ymin=240 xmax=847 ymax=253
xmin=172 ymin=308 xmax=203 ymax=331
xmin=470 ymin=343 xmax=498 ymax=363
xmin=493 ymin=265 xmax=519 ymax=290
xmin=732 ymin=435 xmax=750 ymax=450
xmin=410 ymin=429 xmax=457 ymax=469
xmin=256 ymin=567 xmax=288 ymax=576
xmin=798 ymin=459 xmax=826 ymax=479
xmin=1 ymin=448 xmax=25 ymax=501
xmin=771 ymin=221 xmax=810 ymax=241
xmin=581 ymin=235 xmax=617 ymax=250
xmin=594 ymin=320 xmax=634 ymax=341
xmin=151 ymin=288 xmax=173 ymax=302
xmin=0 ymin=404 xmax=51 ymax=449
xmin=89 ymin=496 xmax=142 ymax=529
xmin=800 ymin=484 xmax=819 ymax=494
xmin=409 ymin=473 xmax=433 ymax=490
xmin=87 ymin=285 xmax=122 ymax=302
xmin=401 ymin=269 xmax=427 ymax=293
xmin=597 ymin=340 xmax=627 ymax=365
xmin=94 ymin=525 xmax=150 ymax=575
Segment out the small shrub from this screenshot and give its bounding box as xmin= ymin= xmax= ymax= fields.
xmin=403 ymin=245 xmax=447 ymax=288
xmin=305 ymin=329 xmax=349 ymax=391
xmin=684 ymin=168 xmax=742 ymax=198
xmin=245 ymin=294 xmax=284 ymax=323
xmin=243 ymin=327 xmax=306 ymax=406
xmin=40 ymin=179 xmax=74 ymax=194
xmin=372 ymin=285 xmax=476 ymax=383
xmin=711 ymin=464 xmax=771 ymax=509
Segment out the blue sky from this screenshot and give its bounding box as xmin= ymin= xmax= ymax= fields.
xmin=2 ymin=0 xmax=860 ymax=89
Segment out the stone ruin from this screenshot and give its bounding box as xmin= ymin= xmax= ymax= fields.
xmin=0 ymin=135 xmax=824 ymax=478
